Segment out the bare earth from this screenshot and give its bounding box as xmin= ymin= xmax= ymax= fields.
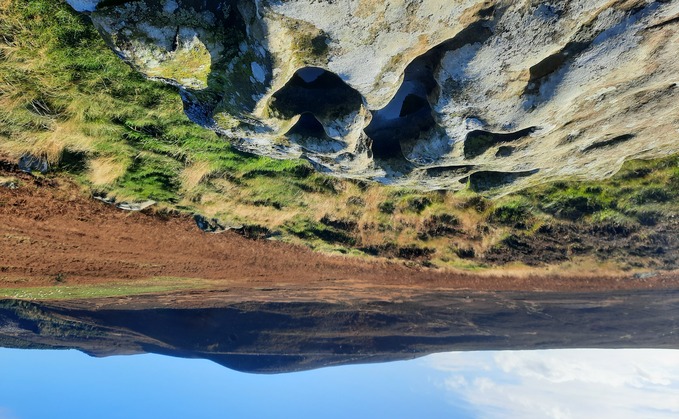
xmin=1 ymin=160 xmax=678 ymax=305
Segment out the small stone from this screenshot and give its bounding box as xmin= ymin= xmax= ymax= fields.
xmin=194 ymin=214 xmax=227 ymax=233
xmin=633 ymin=271 xmax=658 ymax=280
xmin=92 ymin=193 xmax=116 ymax=205
xmin=116 ymin=200 xmax=156 ymax=211
xmin=18 ymin=154 xmax=49 ymax=174
xmin=0 ymin=178 xmax=18 ymax=189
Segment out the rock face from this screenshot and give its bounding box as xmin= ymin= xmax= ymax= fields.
xmin=68 ymin=0 xmax=679 ymax=191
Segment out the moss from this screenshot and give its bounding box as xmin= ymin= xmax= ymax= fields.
xmin=588 ymin=209 xmax=638 ymax=237
xmin=320 ymin=215 xmax=358 ymax=232
xmin=295 ymin=175 xmax=344 ymax=195
xmin=286 ymin=18 xmax=329 ymax=60
xmin=116 ymin=154 xmax=182 ymax=202
xmin=499 ymin=234 xmax=531 ymax=251
xmin=396 ymin=245 xmax=435 ymax=260
xmin=633 ymin=209 xmax=662 ymax=226
xmin=0 ymin=277 xmax=204 ymax=300
xmin=536 ymin=185 xmax=614 ymax=220
xmin=293 ymin=30 xmax=329 ymax=57
xmin=358 ymin=243 xmax=435 ymax=260
xmin=459 ymin=194 xmax=489 ymax=212
xmin=212 ymin=113 xmax=241 ymax=130
xmin=57 ymin=149 xmax=88 ymax=174
xmin=403 ymin=196 xmax=432 ymax=213
xmin=452 ymin=245 xmax=476 ymax=259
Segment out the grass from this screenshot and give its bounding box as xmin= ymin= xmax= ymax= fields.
xmin=520 ymin=154 xmax=679 ymax=225
xmin=145 ymin=40 xmax=212 ymax=88
xmin=0 ymin=277 xmax=207 ymax=300
xmin=1 ymin=0 xmax=678 ymax=274
xmin=488 ymin=196 xmax=533 ymax=226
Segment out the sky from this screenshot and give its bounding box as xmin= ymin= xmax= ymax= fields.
xmin=0 ymin=348 xmax=677 ymax=419
xmin=427 ymin=349 xmax=679 ymax=419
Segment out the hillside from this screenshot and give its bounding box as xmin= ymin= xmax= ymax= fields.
xmin=1 ymin=0 xmax=678 ymax=271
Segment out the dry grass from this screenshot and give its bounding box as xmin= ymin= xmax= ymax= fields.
xmin=180 ymin=160 xmax=216 ymax=191
xmin=88 ymin=156 xmax=130 ymax=185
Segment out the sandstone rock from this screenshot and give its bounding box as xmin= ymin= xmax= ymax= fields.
xmin=194 ymin=214 xmax=246 ymax=233
xmin=67 ymin=0 xmax=679 ymax=192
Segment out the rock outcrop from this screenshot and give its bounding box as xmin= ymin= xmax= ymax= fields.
xmin=67 ymin=0 xmax=679 ymax=191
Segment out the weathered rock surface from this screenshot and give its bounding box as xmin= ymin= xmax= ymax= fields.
xmin=68 ymin=0 xmax=679 ymax=191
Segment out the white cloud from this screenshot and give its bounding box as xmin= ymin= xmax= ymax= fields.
xmin=426 ymin=349 xmax=679 ymax=419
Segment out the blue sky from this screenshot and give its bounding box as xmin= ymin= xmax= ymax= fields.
xmin=0 ymin=348 xmax=462 ymax=419
xmin=1 ymin=348 xmax=677 ymax=419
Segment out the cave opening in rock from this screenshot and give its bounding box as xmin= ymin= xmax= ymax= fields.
xmin=296 ymin=67 xmax=326 ymax=83
xmin=364 ymin=59 xmax=437 ymax=160
xmin=399 ymin=94 xmax=430 ymax=117
xmin=285 ymin=112 xmax=347 ymax=154
xmin=460 ymin=169 xmax=540 ymax=192
xmin=464 ymin=127 xmax=537 ymax=159
xmin=269 ymin=67 xmax=363 ymax=120
xmin=287 ymin=112 xmax=327 ymax=139
xmin=364 ymin=15 xmax=497 ymax=162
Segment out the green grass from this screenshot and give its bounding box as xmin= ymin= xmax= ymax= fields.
xmin=488 ymin=196 xmax=533 ymax=225
xmin=283 ymin=216 xmax=356 ymax=246
xmin=0 ymin=277 xmax=207 ymax=300
xmin=518 ymin=155 xmax=679 ymax=223
xmin=0 ymin=0 xmax=353 ymax=225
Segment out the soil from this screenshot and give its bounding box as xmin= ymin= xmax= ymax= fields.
xmin=1 ymin=158 xmax=678 ymax=300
